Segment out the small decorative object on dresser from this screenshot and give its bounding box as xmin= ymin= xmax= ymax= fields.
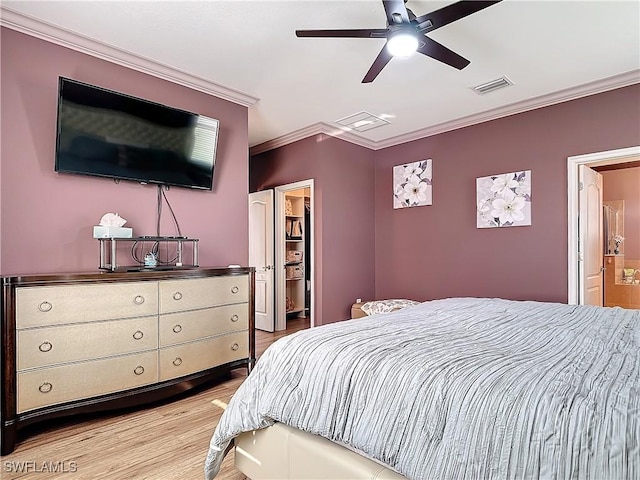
xmin=1 ymin=267 xmax=255 ymax=454
xmin=92 ymin=212 xmax=133 ymax=239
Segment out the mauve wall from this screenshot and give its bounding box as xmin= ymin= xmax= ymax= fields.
xmin=251 ymin=134 xmax=376 ymax=324
xmin=602 ymin=166 xmax=640 ymax=259
xmin=374 ymin=85 xmax=640 ymax=303
xmin=1 ymin=29 xmax=249 ymax=275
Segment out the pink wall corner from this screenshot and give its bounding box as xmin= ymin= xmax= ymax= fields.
xmin=1 ymin=28 xmax=249 ymax=276
xmin=602 ymin=166 xmax=640 ymax=259
xmin=251 ymin=136 xmax=326 ymax=324
xmin=373 ymin=84 xmax=640 ymax=304
xmin=251 ymin=135 xmax=376 ymax=325
xmin=317 ymin=136 xmax=376 ymax=323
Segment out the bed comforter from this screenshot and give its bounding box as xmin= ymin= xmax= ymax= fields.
xmin=205 ymin=298 xmax=639 ymax=479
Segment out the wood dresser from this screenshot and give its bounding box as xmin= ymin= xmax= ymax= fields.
xmin=1 ymin=267 xmax=255 ymax=454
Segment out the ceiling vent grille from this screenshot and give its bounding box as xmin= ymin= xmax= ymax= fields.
xmin=471 ymin=76 xmax=514 ymax=95
xmin=335 ymin=111 xmax=390 ymax=132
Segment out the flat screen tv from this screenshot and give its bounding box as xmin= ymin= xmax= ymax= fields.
xmin=55 ymin=77 xmax=219 ymax=190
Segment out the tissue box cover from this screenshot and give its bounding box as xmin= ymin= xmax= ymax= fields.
xmin=93 ymin=226 xmax=133 ymax=238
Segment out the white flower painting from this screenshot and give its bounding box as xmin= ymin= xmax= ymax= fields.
xmin=476 ymin=170 xmax=532 ymax=228
xmin=393 ymin=160 xmax=432 ymax=209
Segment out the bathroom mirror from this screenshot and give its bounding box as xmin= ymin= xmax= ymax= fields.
xmin=603 ymin=200 xmax=624 ymax=255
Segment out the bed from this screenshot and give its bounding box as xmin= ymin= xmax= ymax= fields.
xmin=205 ymin=297 xmax=639 ymax=479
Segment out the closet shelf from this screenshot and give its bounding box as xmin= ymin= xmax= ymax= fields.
xmin=284 ymin=192 xmax=308 ymax=322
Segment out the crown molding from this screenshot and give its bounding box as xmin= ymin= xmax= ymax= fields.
xmin=0 ymin=7 xmax=259 ymax=107
xmin=251 ymin=69 xmax=640 ymax=154
xmin=3 ymin=5 xmax=636 ymax=152
xmin=375 ymin=69 xmax=640 ymax=150
xmin=250 ymin=122 xmax=378 ymax=155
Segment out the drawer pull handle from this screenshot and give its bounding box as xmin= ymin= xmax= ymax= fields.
xmin=231 ymin=286 xmax=239 ymax=294
xmin=172 ymin=357 xmax=183 ymax=367
xmin=231 ymin=343 xmax=240 ymax=351
xmin=39 ymin=341 xmax=53 ymax=353
xmin=38 ymin=301 xmax=53 ymax=312
xmin=134 ymin=366 xmax=145 ymax=376
xmin=173 ymin=292 xmax=183 ymax=301
xmin=230 ymin=314 xmax=239 ymax=322
xmin=132 ymin=330 xmax=144 ymax=340
xmin=172 ymin=324 xmax=183 ymax=333
xmin=133 ymin=295 xmax=145 ymax=305
xmin=39 ymin=382 xmax=53 ymax=394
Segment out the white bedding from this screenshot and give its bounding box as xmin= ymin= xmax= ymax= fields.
xmin=205 ymin=298 xmax=639 ymax=479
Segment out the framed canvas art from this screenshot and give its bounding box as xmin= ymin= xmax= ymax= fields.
xmin=477 ymin=170 xmax=531 ymax=228
xmin=393 ymin=159 xmax=432 ymax=209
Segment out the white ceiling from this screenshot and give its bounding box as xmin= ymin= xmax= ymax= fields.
xmin=2 ymin=1 xmax=639 ymax=152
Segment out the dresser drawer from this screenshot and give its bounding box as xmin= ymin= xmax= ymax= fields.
xmin=16 ymin=282 xmax=158 ymax=329
xmin=159 ymin=275 xmax=248 ymax=314
xmin=159 ymin=332 xmax=248 ymax=381
xmin=17 ymin=351 xmax=158 ymax=413
xmin=159 ymin=304 xmax=248 ymax=347
xmin=18 ymin=316 xmax=158 ymax=371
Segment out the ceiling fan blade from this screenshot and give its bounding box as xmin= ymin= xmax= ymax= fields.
xmin=362 ymin=46 xmax=393 ymax=83
xmin=414 ymin=0 xmax=502 ymax=33
xmin=382 ymin=0 xmax=410 ymax=25
xmin=417 ymin=36 xmax=470 ymax=70
xmin=296 ymin=29 xmax=388 ymax=38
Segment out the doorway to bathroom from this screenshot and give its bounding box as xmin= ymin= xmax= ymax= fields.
xmin=567 ymin=145 xmax=640 ymax=307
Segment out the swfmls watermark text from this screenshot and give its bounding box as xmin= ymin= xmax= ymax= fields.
xmin=3 ymin=460 xmax=78 ymax=474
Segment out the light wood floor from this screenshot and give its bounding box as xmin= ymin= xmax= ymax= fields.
xmin=255 ymin=316 xmax=310 ymax=358
xmin=1 ymin=318 xmax=311 ymax=480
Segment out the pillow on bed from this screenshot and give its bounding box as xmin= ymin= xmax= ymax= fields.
xmin=361 ymin=299 xmax=419 ymax=316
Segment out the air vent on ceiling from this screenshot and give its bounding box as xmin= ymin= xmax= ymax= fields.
xmin=470 ymin=76 xmax=514 ymax=95
xmin=335 ymin=111 xmax=390 ymax=132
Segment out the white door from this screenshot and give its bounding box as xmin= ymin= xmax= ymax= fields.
xmin=249 ymin=190 xmax=275 ymax=332
xmin=578 ymin=165 xmax=604 ymax=306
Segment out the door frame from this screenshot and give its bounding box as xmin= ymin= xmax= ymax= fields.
xmin=567 ymin=145 xmax=639 ymax=304
xmin=275 ymin=179 xmax=315 ymax=331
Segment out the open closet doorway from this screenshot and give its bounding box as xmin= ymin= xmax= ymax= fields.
xmin=275 ymin=180 xmax=315 ymax=332
xmin=567 ymin=145 xmax=640 ymax=306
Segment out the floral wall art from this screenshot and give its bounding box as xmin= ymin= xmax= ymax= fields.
xmin=393 ymin=159 xmax=432 ymax=209
xmin=476 ymin=170 xmax=532 ymax=228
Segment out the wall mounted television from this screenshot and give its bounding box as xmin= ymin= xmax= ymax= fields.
xmin=54 ymin=77 xmax=219 ymax=190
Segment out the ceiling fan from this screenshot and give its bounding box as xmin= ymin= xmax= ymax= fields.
xmin=295 ymin=0 xmax=502 ymax=83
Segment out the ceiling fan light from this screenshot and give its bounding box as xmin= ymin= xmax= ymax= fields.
xmin=386 ymin=32 xmax=418 ymax=57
